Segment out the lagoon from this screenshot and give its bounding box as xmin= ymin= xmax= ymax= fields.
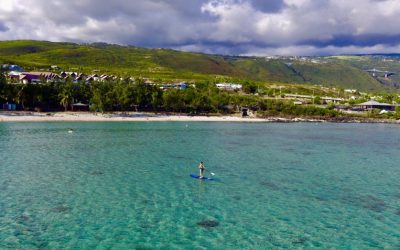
xmin=0 ymin=122 xmax=399 ymax=249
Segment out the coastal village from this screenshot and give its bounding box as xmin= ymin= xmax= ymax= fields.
xmin=1 ymin=63 xmax=399 ymax=117
xmin=2 ymin=1 xmax=400 ymax=248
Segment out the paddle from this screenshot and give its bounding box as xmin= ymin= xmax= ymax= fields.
xmin=205 ymin=169 xmax=216 ymax=176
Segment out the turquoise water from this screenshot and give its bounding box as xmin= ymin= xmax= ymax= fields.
xmin=0 ymin=122 xmax=399 ymax=249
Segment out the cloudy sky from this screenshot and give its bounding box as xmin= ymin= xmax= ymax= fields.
xmin=1 ymin=0 xmax=400 ymax=56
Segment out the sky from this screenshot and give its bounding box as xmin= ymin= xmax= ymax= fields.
xmin=1 ymin=0 xmax=400 ymax=56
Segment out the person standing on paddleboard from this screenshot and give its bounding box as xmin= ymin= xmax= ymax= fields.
xmin=199 ymin=161 xmax=205 ymax=178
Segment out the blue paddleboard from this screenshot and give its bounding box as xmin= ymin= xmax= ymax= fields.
xmin=190 ymin=174 xmax=213 ymax=180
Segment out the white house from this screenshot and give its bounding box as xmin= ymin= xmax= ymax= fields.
xmin=216 ymin=83 xmax=242 ymax=91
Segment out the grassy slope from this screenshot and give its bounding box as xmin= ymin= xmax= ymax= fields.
xmin=0 ymin=40 xmax=391 ymax=92
xmin=289 ymin=62 xmax=386 ymax=92
xmin=328 ymin=56 xmax=400 ymax=89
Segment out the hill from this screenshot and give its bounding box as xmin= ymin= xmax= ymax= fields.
xmin=0 ymin=40 xmax=396 ymax=92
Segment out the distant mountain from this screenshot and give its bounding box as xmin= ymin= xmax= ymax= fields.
xmin=352 ymin=53 xmax=400 ymax=58
xmin=0 ymin=40 xmax=398 ymax=92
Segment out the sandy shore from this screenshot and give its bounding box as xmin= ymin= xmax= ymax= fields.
xmin=0 ymin=111 xmax=270 ymax=122
xmin=1 ymin=111 xmax=399 ymax=124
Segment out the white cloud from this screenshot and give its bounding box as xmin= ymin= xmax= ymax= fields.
xmin=0 ymin=0 xmax=400 ymax=55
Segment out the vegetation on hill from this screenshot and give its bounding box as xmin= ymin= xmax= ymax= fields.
xmin=287 ymin=62 xmax=385 ymax=91
xmin=328 ymin=55 xmax=400 ymax=89
xmin=0 ymin=40 xmax=396 ymax=92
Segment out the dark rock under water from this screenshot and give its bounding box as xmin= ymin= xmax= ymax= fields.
xmin=359 ymin=195 xmax=386 ymax=212
xmin=342 ymin=194 xmax=386 ymax=212
xmin=50 ymin=205 xmax=71 ymax=213
xmin=90 ymin=171 xmax=104 ymax=175
xmin=292 ymin=237 xmax=307 ymax=245
xmin=260 ymin=181 xmax=280 ymax=191
xmin=16 ymin=215 xmax=30 ymax=223
xmin=197 ymin=220 xmax=219 ymax=228
xmin=232 ymin=195 xmax=241 ymax=201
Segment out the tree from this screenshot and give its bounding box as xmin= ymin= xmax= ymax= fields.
xmin=16 ymin=85 xmax=30 ymax=110
xmin=0 ymin=69 xmax=6 ymax=86
xmin=163 ymin=89 xmax=185 ymax=112
xmin=90 ymin=81 xmax=117 ymax=112
xmin=243 ymin=83 xmax=257 ymax=94
xmin=395 ymin=106 xmax=400 ymax=119
xmin=0 ymin=69 xmax=8 ymax=103
xmin=113 ymin=80 xmax=133 ymax=111
xmin=132 ymin=79 xmax=154 ymax=109
xmin=59 ymin=81 xmax=75 ymax=111
xmin=313 ymin=96 xmax=321 ymax=105
xmin=74 ymin=82 xmax=92 ymax=105
xmin=38 ymin=82 xmax=60 ymax=111
xmin=151 ymin=88 xmax=163 ymax=112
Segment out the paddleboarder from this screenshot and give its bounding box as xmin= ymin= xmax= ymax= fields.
xmin=199 ymin=161 xmax=205 ymax=178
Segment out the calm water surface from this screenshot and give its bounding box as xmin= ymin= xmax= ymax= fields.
xmin=0 ymin=122 xmax=399 ymax=249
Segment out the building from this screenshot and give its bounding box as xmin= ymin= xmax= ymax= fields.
xmin=355 ymin=100 xmax=396 ymax=111
xmin=284 ymin=94 xmax=312 ymax=100
xmin=72 ymin=102 xmax=90 ymax=111
xmin=2 ymin=102 xmax=17 ymax=111
xmin=160 ymin=82 xmax=188 ymax=90
xmin=19 ymin=72 xmax=58 ymax=84
xmin=216 ymin=83 xmax=242 ymax=91
xmin=284 ymin=94 xmax=344 ymax=103
xmin=321 ymin=97 xmax=345 ymax=103
xmin=2 ymin=64 xmax=23 ymax=72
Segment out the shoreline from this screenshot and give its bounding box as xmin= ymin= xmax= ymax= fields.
xmin=0 ymin=111 xmax=399 ymax=124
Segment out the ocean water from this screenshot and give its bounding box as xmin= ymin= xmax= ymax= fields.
xmin=0 ymin=122 xmax=399 ymax=249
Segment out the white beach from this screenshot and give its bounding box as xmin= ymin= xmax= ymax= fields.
xmin=0 ymin=111 xmax=271 ymax=122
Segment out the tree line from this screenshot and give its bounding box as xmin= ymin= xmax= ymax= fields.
xmin=0 ymin=71 xmax=341 ymax=117
xmin=0 ymin=74 xmax=250 ymax=113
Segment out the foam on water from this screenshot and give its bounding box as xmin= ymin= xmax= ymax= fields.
xmin=0 ymin=122 xmax=399 ymax=249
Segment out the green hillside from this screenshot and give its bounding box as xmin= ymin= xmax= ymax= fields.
xmin=0 ymin=40 xmax=395 ymax=92
xmin=327 ymin=55 xmax=400 ymax=89
xmin=287 ymin=61 xmax=385 ymax=92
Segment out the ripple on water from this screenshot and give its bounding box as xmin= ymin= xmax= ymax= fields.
xmin=1 ymin=122 xmax=400 ymax=249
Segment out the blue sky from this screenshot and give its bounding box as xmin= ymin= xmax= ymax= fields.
xmin=1 ymin=0 xmax=400 ymax=56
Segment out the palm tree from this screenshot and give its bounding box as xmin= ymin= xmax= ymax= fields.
xmin=151 ymin=89 xmax=163 ymax=113
xmin=16 ymin=85 xmax=29 ymax=110
xmin=59 ymin=93 xmax=73 ymax=111
xmin=59 ymin=81 xmax=74 ymax=111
